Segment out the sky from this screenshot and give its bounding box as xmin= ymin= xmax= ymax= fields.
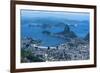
xmin=21 ymin=9 xmax=90 ymax=21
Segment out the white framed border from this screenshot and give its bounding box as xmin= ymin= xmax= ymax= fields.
xmin=15 ymin=4 xmax=94 ymax=69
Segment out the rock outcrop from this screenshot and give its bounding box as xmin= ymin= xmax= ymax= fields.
xmin=84 ymin=33 xmax=89 ymax=41
xmin=55 ymin=24 xmax=77 ymax=38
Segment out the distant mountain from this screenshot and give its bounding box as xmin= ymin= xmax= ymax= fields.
xmin=22 ymin=16 xmax=89 ymax=26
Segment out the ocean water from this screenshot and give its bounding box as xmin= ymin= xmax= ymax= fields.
xmin=21 ymin=10 xmax=89 ymax=47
